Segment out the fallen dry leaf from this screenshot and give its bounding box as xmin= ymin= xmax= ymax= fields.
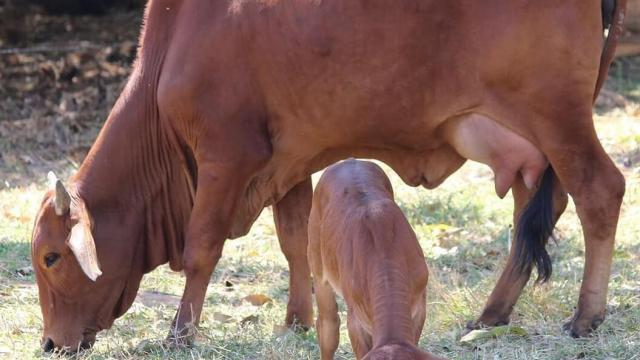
xmin=243 ymin=293 xmax=273 ymax=306
xmin=213 ymin=312 xmax=233 ymax=323
xmin=460 ymin=325 xmax=528 ymax=345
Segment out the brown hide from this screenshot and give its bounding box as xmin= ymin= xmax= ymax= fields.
xmin=308 ymin=160 xmax=438 ymax=360
xmin=31 ymin=0 xmax=626 ymax=351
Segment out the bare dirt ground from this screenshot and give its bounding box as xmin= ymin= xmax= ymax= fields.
xmin=0 ymin=4 xmax=142 ymax=187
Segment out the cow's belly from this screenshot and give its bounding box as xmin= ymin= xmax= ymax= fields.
xmin=227 ymin=138 xmax=466 ymax=238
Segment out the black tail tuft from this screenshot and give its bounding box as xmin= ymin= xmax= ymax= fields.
xmin=513 ymin=166 xmax=555 ymax=283
xmin=602 ymin=0 xmax=616 ymax=31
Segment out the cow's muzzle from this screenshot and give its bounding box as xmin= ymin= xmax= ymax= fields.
xmin=42 ymin=335 xmax=95 ymax=353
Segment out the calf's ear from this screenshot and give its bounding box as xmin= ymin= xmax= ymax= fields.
xmin=67 ymin=204 xmax=102 ymax=282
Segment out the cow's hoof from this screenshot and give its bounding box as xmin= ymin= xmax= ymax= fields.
xmin=164 ymin=334 xmax=194 ymax=348
xmin=165 ymin=327 xmax=196 ymax=348
xmin=562 ymin=314 xmax=604 ymax=338
xmin=291 ymin=323 xmax=311 ymax=334
xmin=285 ymin=306 xmax=314 ymax=331
xmin=286 ymin=316 xmax=312 ymax=333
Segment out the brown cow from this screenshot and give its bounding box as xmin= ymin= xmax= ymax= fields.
xmin=308 ymin=159 xmax=439 ymax=360
xmin=31 ymin=0 xmax=627 ymax=351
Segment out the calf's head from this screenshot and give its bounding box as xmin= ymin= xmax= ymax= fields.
xmin=31 ymin=173 xmax=142 ymax=352
xmin=363 ymin=343 xmax=442 ymax=360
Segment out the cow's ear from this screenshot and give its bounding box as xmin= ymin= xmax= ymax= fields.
xmin=67 ymin=209 xmax=102 ymax=282
xmin=48 ymin=171 xmax=70 ymax=216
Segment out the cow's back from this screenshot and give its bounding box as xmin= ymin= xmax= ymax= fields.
xmin=160 ymin=0 xmax=602 ymax=145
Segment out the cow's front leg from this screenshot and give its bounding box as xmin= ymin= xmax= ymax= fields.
xmin=167 ymin=164 xmax=248 ymax=345
xmin=469 ymin=171 xmax=568 ymax=330
xmin=273 ymin=177 xmax=314 ymax=329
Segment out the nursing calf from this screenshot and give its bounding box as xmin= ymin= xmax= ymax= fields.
xmin=308 ymin=160 xmax=440 ymax=360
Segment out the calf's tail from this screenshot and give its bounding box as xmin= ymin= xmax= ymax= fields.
xmin=513 ymin=0 xmax=627 ymax=283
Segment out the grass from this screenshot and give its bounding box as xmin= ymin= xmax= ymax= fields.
xmin=1 ymin=113 xmax=639 ymax=360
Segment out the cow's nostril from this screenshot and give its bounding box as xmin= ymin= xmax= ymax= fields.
xmin=42 ymin=338 xmax=54 ymax=352
xmin=79 ymin=339 xmax=94 ymax=350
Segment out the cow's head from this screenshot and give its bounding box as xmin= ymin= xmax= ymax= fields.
xmin=31 ymin=172 xmax=142 ymax=352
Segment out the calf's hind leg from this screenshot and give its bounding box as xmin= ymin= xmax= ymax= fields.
xmin=273 ymin=177 xmax=314 ymax=329
xmin=315 ymin=281 xmax=341 ymax=360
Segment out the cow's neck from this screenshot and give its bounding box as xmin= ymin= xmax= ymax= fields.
xmin=73 ymin=3 xmax=191 ymax=274
xmin=368 ymin=259 xmax=416 ymax=347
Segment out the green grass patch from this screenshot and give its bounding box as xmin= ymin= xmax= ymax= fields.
xmin=1 ymin=113 xmax=639 ymax=359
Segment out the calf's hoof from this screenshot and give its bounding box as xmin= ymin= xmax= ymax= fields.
xmin=562 ymin=313 xmax=604 ymax=338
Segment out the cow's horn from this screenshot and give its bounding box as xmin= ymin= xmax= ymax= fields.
xmin=48 ymin=171 xmax=70 ymax=216
xmin=68 ymin=221 xmax=102 ymax=282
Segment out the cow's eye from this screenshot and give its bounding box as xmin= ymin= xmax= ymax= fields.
xmin=44 ymin=253 xmax=60 ymax=268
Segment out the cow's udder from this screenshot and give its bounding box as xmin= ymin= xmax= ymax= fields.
xmin=440 ymin=114 xmax=548 ymax=198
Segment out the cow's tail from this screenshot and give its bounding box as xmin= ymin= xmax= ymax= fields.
xmin=513 ymin=0 xmax=627 ymax=283
xmin=512 ymin=166 xmax=555 ymax=283
xmin=594 ymin=0 xmax=627 ymax=101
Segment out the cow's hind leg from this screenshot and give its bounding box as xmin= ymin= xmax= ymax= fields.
xmin=486 ymin=100 xmax=623 ymax=337
xmin=273 ymin=177 xmax=314 ymax=330
xmin=530 ymin=107 xmax=624 ymax=337
xmin=547 ymin=135 xmax=625 ymax=337
xmin=470 ymin=171 xmax=568 ymax=329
